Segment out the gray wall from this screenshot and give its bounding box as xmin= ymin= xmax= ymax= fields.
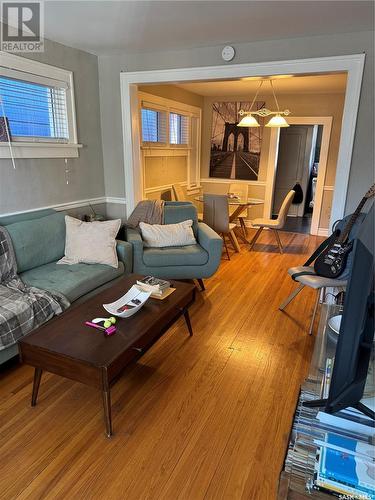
xmin=0 ymin=33 xmax=105 ymax=215
xmin=98 ymin=30 xmax=374 ymax=214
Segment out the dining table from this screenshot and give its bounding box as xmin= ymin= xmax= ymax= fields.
xmin=195 ymin=195 xmax=264 ymax=248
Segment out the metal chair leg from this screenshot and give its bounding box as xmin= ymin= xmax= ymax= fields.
xmin=249 ymin=227 xmax=263 ymax=250
xmin=273 ymin=229 xmax=283 ymax=254
xmin=279 ymin=284 xmax=305 ymax=311
xmin=308 ymin=290 xmax=321 ymax=336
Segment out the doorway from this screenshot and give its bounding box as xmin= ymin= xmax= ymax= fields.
xmin=121 ymin=55 xmax=364 ymax=227
xmin=273 ymin=124 xmax=323 ymax=234
xmin=265 ymin=116 xmax=333 ymax=235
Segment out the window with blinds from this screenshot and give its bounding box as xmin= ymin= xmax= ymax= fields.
xmin=170 ymin=112 xmax=189 ymax=145
xmin=141 ymin=108 xmax=167 ymax=143
xmin=0 ymin=76 xmax=69 ymax=141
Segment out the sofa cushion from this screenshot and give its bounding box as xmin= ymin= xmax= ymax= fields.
xmin=6 ymin=212 xmax=66 ymax=273
xmin=59 ymin=216 xmax=121 ymax=268
xmin=21 ymin=261 xmax=124 ymax=302
xmin=142 ymin=244 xmax=208 ymax=267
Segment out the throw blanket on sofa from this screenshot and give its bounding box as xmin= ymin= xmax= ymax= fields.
xmin=0 ymin=226 xmax=70 ymax=350
xmin=126 ymin=200 xmax=164 ymax=228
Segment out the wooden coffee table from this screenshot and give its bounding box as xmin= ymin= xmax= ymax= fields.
xmin=19 ymin=275 xmax=196 ymax=437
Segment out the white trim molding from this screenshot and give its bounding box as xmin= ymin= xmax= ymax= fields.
xmin=0 ymin=197 xmax=107 ymax=218
xmin=120 ymin=53 xmax=365 ymax=220
xmin=105 ymin=197 xmax=127 ymax=205
xmin=0 ymin=196 xmax=127 ymax=218
xmin=0 ymin=142 xmax=82 ymax=159
xmin=200 ymin=178 xmax=266 ymax=187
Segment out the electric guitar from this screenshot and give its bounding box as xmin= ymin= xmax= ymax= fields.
xmin=314 ymin=184 xmax=375 ymax=279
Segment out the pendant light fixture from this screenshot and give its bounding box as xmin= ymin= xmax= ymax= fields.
xmin=238 ymin=78 xmax=290 ymax=128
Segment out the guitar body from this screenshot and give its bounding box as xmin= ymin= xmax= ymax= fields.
xmin=314 ymin=239 xmax=353 ymax=278
xmin=312 ymin=183 xmax=374 ymax=279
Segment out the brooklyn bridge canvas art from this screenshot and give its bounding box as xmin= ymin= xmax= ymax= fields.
xmin=209 ymin=101 xmax=264 ymax=180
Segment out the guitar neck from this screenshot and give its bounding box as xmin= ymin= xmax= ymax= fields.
xmin=338 ymin=197 xmax=368 ymax=242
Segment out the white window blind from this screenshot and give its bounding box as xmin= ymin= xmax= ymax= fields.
xmin=170 ymin=112 xmax=189 ymax=145
xmin=0 ymin=74 xmax=69 ymax=142
xmin=141 ymin=108 xmax=167 ymax=143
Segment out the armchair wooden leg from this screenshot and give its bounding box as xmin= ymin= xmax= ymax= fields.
xmin=273 ymin=229 xmax=283 ymax=254
xmin=249 ymin=227 xmax=263 ymax=250
xmin=279 ymin=284 xmax=305 ymax=311
xmin=197 ymin=279 xmax=205 ymax=291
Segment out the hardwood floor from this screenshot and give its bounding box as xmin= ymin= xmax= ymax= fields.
xmin=0 ymin=230 xmax=323 ymax=500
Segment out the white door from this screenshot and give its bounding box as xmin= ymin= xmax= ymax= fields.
xmin=273 ymin=125 xmax=314 ymax=217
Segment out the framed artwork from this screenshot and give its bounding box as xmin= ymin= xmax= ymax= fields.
xmin=209 ymin=101 xmax=264 ymax=180
xmin=0 ymin=117 xmax=11 ymax=142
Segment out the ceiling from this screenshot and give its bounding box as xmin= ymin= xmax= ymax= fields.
xmin=154 ymin=73 xmax=348 ymax=97
xmin=43 ymin=1 xmax=374 ymax=56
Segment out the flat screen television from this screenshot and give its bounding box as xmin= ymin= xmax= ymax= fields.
xmin=304 ymin=203 xmax=375 ymax=419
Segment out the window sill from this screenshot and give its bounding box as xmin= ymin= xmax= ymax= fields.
xmin=141 ymin=146 xmax=190 ymax=158
xmin=0 ymin=142 xmax=83 ymax=159
xmin=187 ymin=186 xmax=202 ymax=195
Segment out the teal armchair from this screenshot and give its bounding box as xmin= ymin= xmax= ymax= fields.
xmin=126 ymin=202 xmax=223 ymax=289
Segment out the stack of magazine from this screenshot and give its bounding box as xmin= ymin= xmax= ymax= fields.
xmin=285 ymin=391 xmax=375 ymax=499
xmin=136 ymin=276 xmax=174 ymax=299
xmin=313 ymin=412 xmax=375 ymax=499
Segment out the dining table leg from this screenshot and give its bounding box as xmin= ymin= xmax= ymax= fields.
xmin=229 ymin=204 xmax=252 ymax=245
xmin=229 ymin=230 xmax=241 ymax=252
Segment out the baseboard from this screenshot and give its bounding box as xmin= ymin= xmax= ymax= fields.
xmin=317 ymin=228 xmax=329 ymax=236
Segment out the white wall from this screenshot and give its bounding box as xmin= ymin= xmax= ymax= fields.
xmin=98 ymin=30 xmax=374 ymax=218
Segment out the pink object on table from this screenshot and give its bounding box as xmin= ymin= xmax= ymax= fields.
xmin=85 ymin=321 xmax=116 ymax=336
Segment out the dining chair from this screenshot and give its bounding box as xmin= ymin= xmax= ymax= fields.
xmin=172 ymin=184 xmax=203 ymax=221
xmin=279 ymin=267 xmax=347 ymax=335
xmin=203 ymin=194 xmax=240 ymax=259
xmin=172 ymin=184 xmax=186 ymax=202
xmin=249 ymin=189 xmax=295 ymax=253
xmin=160 ymin=189 xmax=172 ymax=201
xmin=229 ymin=183 xmax=249 ymax=238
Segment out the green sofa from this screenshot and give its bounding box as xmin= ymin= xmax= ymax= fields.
xmin=126 ymin=202 xmax=223 ymax=285
xmin=0 ymin=209 xmax=132 ymax=364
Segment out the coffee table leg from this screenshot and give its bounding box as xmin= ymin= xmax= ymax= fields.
xmin=101 ymin=370 xmax=112 ymax=438
xmin=102 ymin=389 xmax=112 ymax=438
xmin=183 ymin=308 xmax=193 ymax=337
xmin=31 ymin=367 xmax=43 ymax=407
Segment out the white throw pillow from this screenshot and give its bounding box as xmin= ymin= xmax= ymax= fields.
xmin=58 ymin=216 xmax=121 ymax=268
xmin=139 ymin=220 xmax=196 ymax=248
